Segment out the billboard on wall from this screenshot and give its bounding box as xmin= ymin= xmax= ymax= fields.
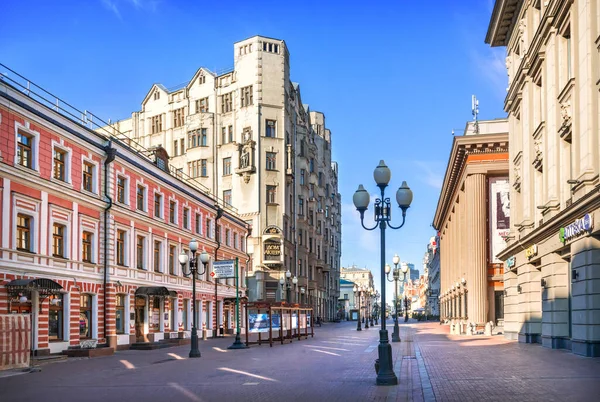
xmin=489 ymin=177 xmax=510 ymax=263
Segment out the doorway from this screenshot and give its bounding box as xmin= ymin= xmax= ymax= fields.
xmin=135 ymin=297 xmax=146 ymax=342
xmin=494 ymin=290 xmax=504 ymax=324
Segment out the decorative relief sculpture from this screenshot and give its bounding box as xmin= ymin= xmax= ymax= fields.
xmin=518 ymin=19 xmax=527 ymax=54
xmin=513 ymin=165 xmax=522 ymax=192
xmin=237 ymin=128 xmax=256 ymax=183
xmin=560 ymin=101 xmax=572 ymax=124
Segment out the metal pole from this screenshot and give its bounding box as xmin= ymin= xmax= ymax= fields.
xmin=189 ymin=254 xmax=201 ymax=358
xmin=376 ymin=210 xmax=397 ymax=385
xmin=356 ymin=291 xmax=362 ymax=331
xmin=392 ymin=272 xmax=400 ymax=342
xmin=229 ymin=257 xmax=247 ymax=349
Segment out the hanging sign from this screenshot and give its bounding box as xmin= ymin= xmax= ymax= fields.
xmin=264 ymin=240 xmax=281 ymax=260
xmin=213 ymin=260 xmax=235 ymax=278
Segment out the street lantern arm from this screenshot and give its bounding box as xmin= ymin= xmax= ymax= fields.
xmin=387 ymin=209 xmax=407 ymax=230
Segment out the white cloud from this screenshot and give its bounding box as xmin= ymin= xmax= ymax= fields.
xmin=102 ymin=0 xmax=122 ymax=19
xmin=414 ymin=160 xmax=444 ymax=190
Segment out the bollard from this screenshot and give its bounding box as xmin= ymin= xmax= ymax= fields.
xmin=202 ymin=329 xmax=207 ymax=340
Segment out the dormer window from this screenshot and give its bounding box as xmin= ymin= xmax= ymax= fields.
xmin=154 ymin=91 xmax=160 ymax=100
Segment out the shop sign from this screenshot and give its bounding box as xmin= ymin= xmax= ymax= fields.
xmin=264 ymin=240 xmax=281 ymax=260
xmin=505 ymin=256 xmax=516 ymax=272
xmin=525 ymin=245 xmax=538 ymax=259
xmin=559 ymin=213 xmax=593 ymax=243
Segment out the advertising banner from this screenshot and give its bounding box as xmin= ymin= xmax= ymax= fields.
xmin=489 ymin=177 xmax=510 ymax=263
xmin=248 ymin=313 xmax=280 ymax=333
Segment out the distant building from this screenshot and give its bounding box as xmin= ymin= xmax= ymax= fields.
xmin=423 ymin=235 xmax=440 ymax=316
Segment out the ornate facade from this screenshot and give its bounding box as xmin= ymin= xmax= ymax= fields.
xmin=103 ymin=36 xmax=342 ymax=321
xmin=487 ymin=0 xmax=600 ymax=356
xmin=0 ymin=69 xmax=248 ymax=357
xmin=433 ymin=119 xmax=509 ymax=331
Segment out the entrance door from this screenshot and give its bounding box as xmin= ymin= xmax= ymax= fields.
xmin=223 ymin=305 xmax=229 ymax=334
xmin=135 ymin=306 xmax=145 ymax=342
xmin=494 ymin=291 xmax=504 ymax=324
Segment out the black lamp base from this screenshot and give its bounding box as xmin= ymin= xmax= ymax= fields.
xmin=228 ymin=334 xmax=248 ymax=350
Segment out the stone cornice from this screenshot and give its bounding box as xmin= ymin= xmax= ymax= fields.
xmin=485 ymin=0 xmax=524 ymax=47
xmin=433 ymin=133 xmax=509 ymax=230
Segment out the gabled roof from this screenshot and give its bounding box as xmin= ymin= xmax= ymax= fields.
xmin=141 ymin=83 xmax=168 ymax=105
xmin=186 ymin=67 xmax=216 ymax=90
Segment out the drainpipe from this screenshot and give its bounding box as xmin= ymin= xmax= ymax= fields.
xmin=213 ymin=205 xmax=224 ymax=337
xmin=103 ymin=141 xmax=117 ymax=342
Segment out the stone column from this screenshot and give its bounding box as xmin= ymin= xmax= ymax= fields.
xmin=518 ymin=262 xmax=542 ymax=343
xmin=466 ymin=174 xmax=487 ymax=326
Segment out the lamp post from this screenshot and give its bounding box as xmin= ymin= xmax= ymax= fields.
xmin=353 ymin=160 xmax=413 ymax=386
xmin=179 ymin=240 xmax=208 ymax=358
xmin=353 ymin=285 xmax=363 ymax=331
xmin=399 ymin=262 xmax=410 ymax=322
xmin=279 ymin=269 xmax=298 ymax=303
xmin=228 ymin=257 xmax=247 ymax=349
xmin=385 ymin=253 xmax=402 ymax=342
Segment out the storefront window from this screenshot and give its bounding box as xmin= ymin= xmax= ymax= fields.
xmin=80 ymin=294 xmax=92 ymax=339
xmin=116 ymin=295 xmax=125 ymax=334
xmin=48 ymin=294 xmax=64 ymax=341
xmin=182 ymin=299 xmax=188 ymax=330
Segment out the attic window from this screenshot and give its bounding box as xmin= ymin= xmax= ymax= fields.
xmin=198 ymin=75 xmax=206 ymax=85
xmin=154 ymin=91 xmax=160 ymax=100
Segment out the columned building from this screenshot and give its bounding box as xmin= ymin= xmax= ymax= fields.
xmin=433 ymin=119 xmax=509 ymax=330
xmin=103 ymin=36 xmax=342 ymax=321
xmin=423 ymin=235 xmax=440 ymax=316
xmin=486 ymin=0 xmax=600 ymax=356
xmin=0 ymin=69 xmax=248 ymax=358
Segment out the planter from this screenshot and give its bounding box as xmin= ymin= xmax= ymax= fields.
xmin=63 ymin=346 xmax=114 ymax=358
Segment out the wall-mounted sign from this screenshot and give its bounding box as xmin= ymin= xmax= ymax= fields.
xmin=559 ymin=213 xmax=593 ymax=243
xmin=264 ymin=240 xmax=281 ymax=260
xmin=489 ymin=177 xmax=511 ymax=263
xmin=212 ymin=260 xmax=235 ymax=278
xmin=505 ymin=256 xmax=516 ymax=272
xmin=263 ymin=226 xmax=282 ymax=235
xmin=525 ymin=245 xmax=538 ymax=259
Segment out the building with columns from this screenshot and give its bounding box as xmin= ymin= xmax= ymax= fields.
xmin=102 ymin=36 xmax=342 ymax=321
xmin=0 ymin=67 xmax=248 ymax=360
xmin=433 ymin=119 xmax=509 ymax=330
xmin=486 ymin=0 xmax=600 ymax=356
xmin=423 ymin=235 xmax=440 ymax=316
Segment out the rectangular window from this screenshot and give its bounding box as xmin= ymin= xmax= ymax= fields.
xmin=267 ymin=185 xmax=277 ymax=204
xmin=137 ymin=185 xmax=145 ymax=211
xmin=298 ymin=197 xmax=304 ymax=215
xmin=180 ymin=138 xmax=185 ymax=154
xmin=82 ymin=231 xmax=93 ymax=263
xmin=228 ymin=125 xmax=233 ymax=143
xmin=154 ymin=241 xmax=161 ymax=272
xmin=196 ymin=97 xmax=209 ymax=113
xmin=173 ymin=140 xmax=178 ymax=156
xmin=116 ymin=229 xmax=126 ymax=266
xmin=115 ymin=295 xmax=125 ymax=334
xmin=223 ymin=190 xmax=232 ymax=206
xmin=136 ymin=235 xmax=145 ymax=270
xmin=201 ymin=129 xmax=207 ymax=146
xmin=48 ymin=294 xmax=63 ymax=341
xmin=169 ymin=245 xmax=176 ymax=275
xmin=300 ymin=169 xmax=305 ymax=185
xmin=117 ymin=176 xmax=126 ymax=204
xmin=83 ymin=162 xmax=94 ymax=192
xmin=221 ymin=92 xmax=233 ymax=113
xmin=169 ymin=201 xmax=176 ymax=224
xmin=266 ymin=120 xmax=276 ymax=137
xmin=52 ymin=223 xmax=65 ymax=258
xmin=207 ymin=218 xmax=213 ymax=239
xmin=183 ymin=208 xmax=189 ymax=229
xmin=80 ymin=294 xmax=92 ymax=339
xmin=234 ymin=233 xmax=238 ymax=249
xmin=17 ymin=132 xmax=33 ymax=169
xmin=154 ymin=193 xmax=162 ymax=218
xmin=310 ymin=158 xmax=315 ymax=173
xmin=225 ymin=229 xmax=231 ymax=246
xmin=222 ymin=127 xmax=227 ymax=144
xmin=195 ymin=213 xmax=202 ymax=235
xmin=266 ymin=152 xmax=276 ymax=170
xmin=53 ymin=148 xmax=66 ymax=181
xmin=151 ymin=115 xmax=162 ymax=134
xmin=201 ymin=159 xmax=207 ymax=177
xmin=223 ymin=157 xmax=232 ymax=175
xmin=173 ymin=107 xmax=185 ymax=128
xmin=16 ymin=214 xmax=31 ymax=252
xmin=240 ymin=86 xmax=253 ymax=107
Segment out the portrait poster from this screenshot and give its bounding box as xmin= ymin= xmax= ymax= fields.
xmin=489 ymin=177 xmax=510 ymax=263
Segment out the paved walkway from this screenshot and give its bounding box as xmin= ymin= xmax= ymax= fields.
xmin=1 ymin=320 xmax=599 ymax=401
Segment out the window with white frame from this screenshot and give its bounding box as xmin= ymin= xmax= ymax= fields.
xmin=183 ymin=207 xmax=190 ymax=230
xmin=234 ymin=233 xmax=238 ymax=249
xmin=52 ymin=145 xmax=71 ymax=183
xmin=81 ymin=231 xmax=94 ymax=263
xmin=195 ymin=212 xmax=203 ymax=235
xmin=136 ymin=184 xmax=147 ymax=211
xmin=136 ymin=234 xmax=146 ymax=270
xmin=207 ymin=218 xmax=213 ymax=239
xmin=116 ymin=228 xmax=129 ymax=266
xmin=225 ymin=228 xmax=231 ymax=247
xmin=82 ymin=160 xmax=98 ymax=194
xmin=15 ymin=124 xmax=40 ymax=172
xmin=153 ymin=240 xmax=163 ymax=273
xmin=16 ymin=213 xmax=33 ymax=252
xmin=52 ymin=222 xmax=67 ymax=258
xmin=169 ymin=244 xmax=177 ymax=275
xmin=169 ymin=200 xmax=178 ymax=225
xmin=154 ymin=192 xmax=163 ymax=218
xmin=116 ymin=175 xmax=129 ymax=204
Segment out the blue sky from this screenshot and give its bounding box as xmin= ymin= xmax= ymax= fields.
xmin=1 ymin=0 xmax=507 ymax=304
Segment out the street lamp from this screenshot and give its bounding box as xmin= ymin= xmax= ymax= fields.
xmin=179 ymin=240 xmax=208 ymax=358
xmin=279 ymin=269 xmax=298 ymax=303
xmin=400 ymin=262 xmax=410 ymax=322
xmin=385 ymin=253 xmax=401 ymax=342
xmin=353 ymin=160 xmax=413 ymax=386
xmin=353 ymin=285 xmax=363 ymax=331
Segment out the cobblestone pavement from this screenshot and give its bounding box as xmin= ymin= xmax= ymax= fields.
xmin=1 ymin=320 xmax=599 ymax=401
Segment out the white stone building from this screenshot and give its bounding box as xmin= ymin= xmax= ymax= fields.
xmin=103 ymin=36 xmax=342 ymax=320
xmin=486 ymin=0 xmax=600 ymax=356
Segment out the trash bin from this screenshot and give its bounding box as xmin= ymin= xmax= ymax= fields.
xmin=219 ymin=325 xmax=224 ymax=336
